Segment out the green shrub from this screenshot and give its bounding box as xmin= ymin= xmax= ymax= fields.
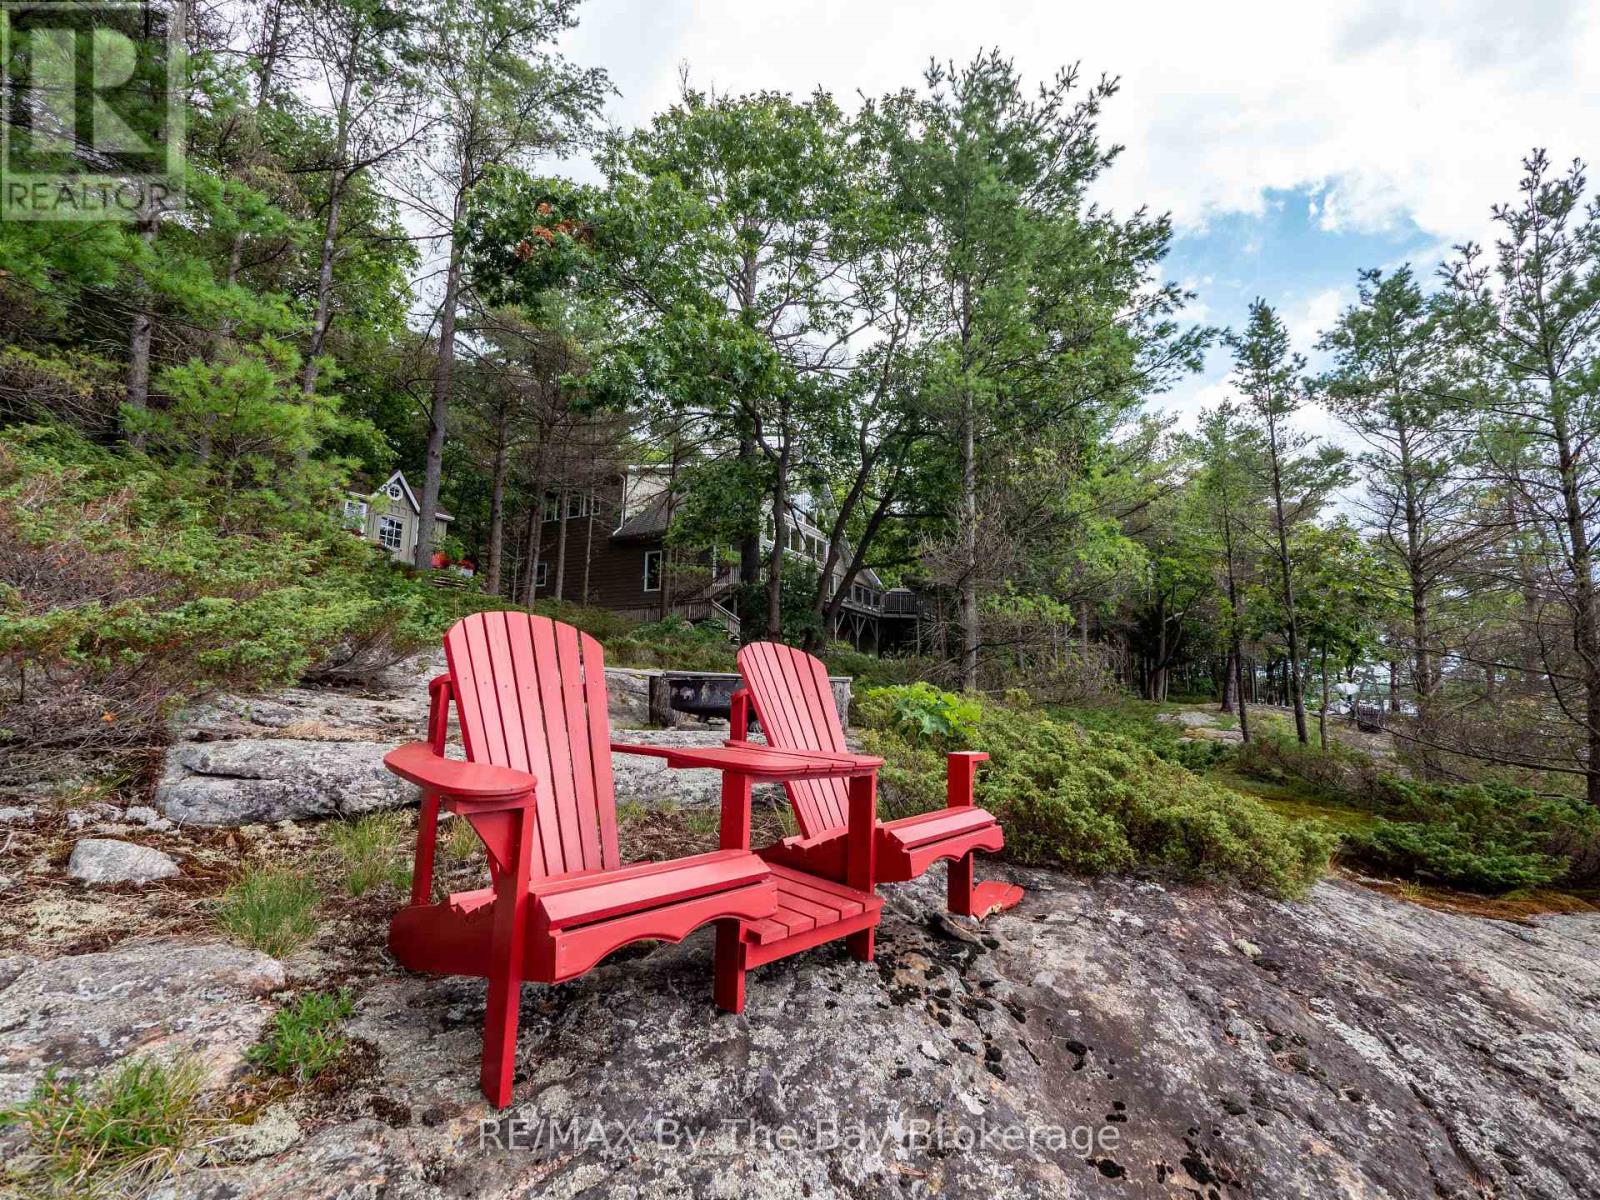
xmin=1049 ymin=700 xmax=1236 ymax=772
xmin=856 ymin=686 xmax=1333 ymax=896
xmin=1232 ymin=728 xmax=1378 ymax=800
xmin=528 ymin=599 xmax=640 ymax=644
xmin=1342 ymin=779 xmax=1600 ymax=893
xmin=605 ymin=615 xmax=736 ymax=672
xmin=872 ymin=681 xmax=982 ymax=742
xmin=1161 ymin=737 xmax=1237 ymax=772
xmin=0 ymin=1057 xmax=212 ymax=1197
xmin=247 ymin=990 xmax=354 ymax=1082
xmin=0 ymin=424 xmax=497 ymax=756
xmin=215 ymin=867 xmax=320 ymax=958
xmin=822 ymin=645 xmax=938 ymax=688
xmin=326 ymin=812 xmax=412 ymax=897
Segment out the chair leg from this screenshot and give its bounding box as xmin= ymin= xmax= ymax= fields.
xmin=845 ymin=773 xmax=876 ymax=963
xmin=950 ymin=851 xmax=1024 ymax=920
xmin=410 ymin=791 xmax=441 ymax=906
xmin=948 ymin=850 xmax=976 ymax=917
xmin=713 ymin=920 xmax=747 ymax=1013
xmin=480 ymin=806 xmax=533 ymax=1108
xmin=846 ymin=927 xmax=875 ymax=962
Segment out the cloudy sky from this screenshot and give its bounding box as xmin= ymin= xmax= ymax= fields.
xmin=554 ymin=0 xmax=1600 ymax=438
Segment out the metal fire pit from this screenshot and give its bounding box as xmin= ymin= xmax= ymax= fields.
xmin=647 ymin=670 xmax=852 ymax=729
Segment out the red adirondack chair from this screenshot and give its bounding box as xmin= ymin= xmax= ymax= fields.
xmin=385 ymin=615 xmax=889 ymax=1107
xmin=734 ymin=641 xmax=1024 ymax=920
xmin=384 ymin=612 xmax=780 ymax=1108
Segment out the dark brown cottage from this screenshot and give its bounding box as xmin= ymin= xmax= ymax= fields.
xmin=527 ymin=467 xmax=921 ymax=651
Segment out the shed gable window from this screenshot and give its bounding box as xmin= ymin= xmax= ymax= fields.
xmin=643 ymin=549 xmax=663 ymax=592
xmin=377 ymin=515 xmax=405 ymax=551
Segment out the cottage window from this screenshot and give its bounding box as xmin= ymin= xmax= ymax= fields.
xmin=533 ymin=562 xmax=549 ymax=589
xmin=643 ymin=549 xmax=663 ymax=592
xmin=377 ymin=515 xmax=405 ymax=551
xmin=342 ymin=498 xmax=368 ymax=529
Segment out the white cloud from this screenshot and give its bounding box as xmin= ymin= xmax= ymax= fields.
xmin=558 ymin=0 xmax=1600 ymax=246
xmin=1283 ymin=288 xmax=1354 ymax=354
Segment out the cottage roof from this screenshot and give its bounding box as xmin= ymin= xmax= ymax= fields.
xmin=612 ymin=490 xmax=670 ymax=540
xmin=351 ymin=470 xmax=453 ymax=522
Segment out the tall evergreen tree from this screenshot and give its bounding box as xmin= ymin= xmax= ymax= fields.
xmin=1226 ymin=300 xmax=1348 ymax=744
xmin=1442 ymin=151 xmax=1600 ymax=805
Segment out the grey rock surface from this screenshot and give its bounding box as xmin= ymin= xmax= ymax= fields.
xmin=0 ymin=938 xmax=284 ymax=1105
xmin=162 ymin=872 xmax=1600 ymax=1200
xmin=611 ymin=727 xmax=784 ymax=809
xmin=123 ymin=804 xmax=175 ymax=831
xmin=157 ymin=665 xmax=781 ymax=824
xmin=157 ymin=739 xmax=411 ymax=826
xmin=605 ymin=667 xmax=652 ymax=726
xmin=66 ymin=838 xmax=182 ymax=885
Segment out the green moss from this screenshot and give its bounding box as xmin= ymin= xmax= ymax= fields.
xmin=1205 ymin=769 xmax=1377 ymax=834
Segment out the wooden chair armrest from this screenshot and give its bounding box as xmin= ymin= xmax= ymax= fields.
xmin=946 ymin=750 xmax=989 ymax=809
xmin=611 ymin=741 xmax=881 ymax=780
xmin=384 ymin=742 xmax=537 ymax=801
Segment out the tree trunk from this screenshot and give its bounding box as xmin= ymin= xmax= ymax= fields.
xmin=125 ymin=302 xmax=153 ymax=450
xmin=1318 ymin=647 xmax=1329 ymax=751
xmin=1552 ymin=411 xmax=1600 ymax=807
xmin=522 ymin=492 xmax=545 ymax=606
xmin=738 ymin=437 xmax=762 ymax=636
xmin=958 ymin=382 xmax=979 ymax=691
xmin=766 ymin=442 xmax=789 ymax=640
xmin=1264 ymin=406 xmax=1309 ymax=742
xmin=302 ymin=27 xmax=361 ymax=398
xmin=581 ymin=507 xmax=594 ymax=604
xmin=485 ymin=437 xmax=508 ymax=595
xmin=415 ymin=188 xmax=467 ymax=569
xmin=811 ymin=483 xmax=897 ymax=654
xmin=123 ymin=206 xmax=158 ymax=449
xmin=553 ymin=491 xmax=569 ymax=601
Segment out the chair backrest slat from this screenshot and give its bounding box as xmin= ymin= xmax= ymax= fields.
xmin=737 ymin=642 xmax=850 ymax=838
xmin=444 ymin=612 xmax=620 ymax=878
xmin=581 ymin=625 xmax=619 ymax=865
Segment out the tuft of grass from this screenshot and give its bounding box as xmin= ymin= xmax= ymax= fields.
xmin=326 ymin=812 xmax=412 ymax=897
xmin=614 ymin=799 xmax=650 ymax=826
xmin=683 ymin=808 xmax=721 ymax=838
xmin=247 ymin=990 xmax=354 ymax=1083
xmin=0 ymin=1057 xmax=214 ymax=1197
xmin=215 ymin=866 xmax=320 ymax=958
xmin=439 ymin=813 xmax=481 ymax=864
